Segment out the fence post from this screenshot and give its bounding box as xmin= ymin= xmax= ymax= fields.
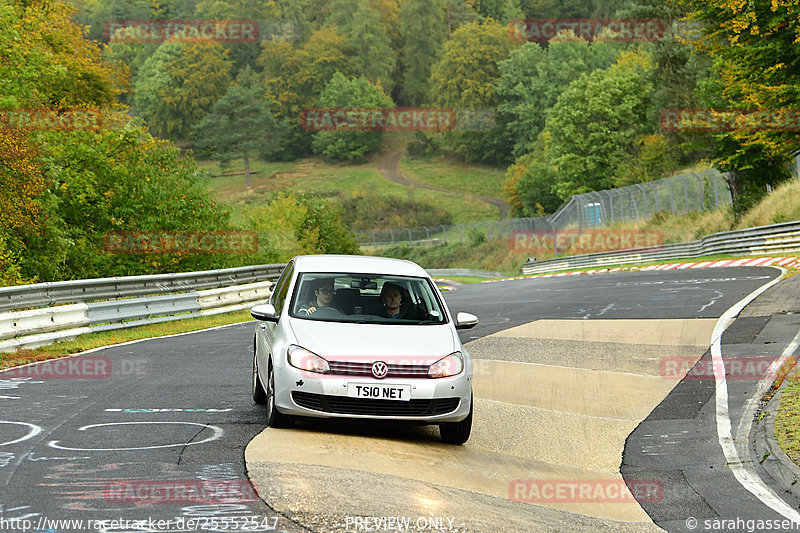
xmin=653 ymin=181 xmax=659 ymax=213
xmin=669 ymin=182 xmax=675 ymax=214
xmin=440 ymin=225 xmax=446 ymax=245
xmin=680 ymin=175 xmax=690 ymax=213
xmin=694 ymin=174 xmax=703 ymax=210
xmin=635 ymin=184 xmax=647 ymax=219
xmin=405 ymin=228 xmax=413 ymax=247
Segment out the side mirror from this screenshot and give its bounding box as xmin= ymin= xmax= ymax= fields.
xmin=454 ymin=312 xmax=479 ymax=330
xmin=251 ymin=304 xmax=279 ymax=322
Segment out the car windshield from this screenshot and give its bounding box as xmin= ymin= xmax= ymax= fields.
xmin=289 ymin=273 xmax=447 ymax=325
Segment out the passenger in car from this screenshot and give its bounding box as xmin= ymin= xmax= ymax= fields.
xmin=377 ymin=282 xmax=415 ymax=319
xmin=298 ymin=279 xmax=336 ymax=315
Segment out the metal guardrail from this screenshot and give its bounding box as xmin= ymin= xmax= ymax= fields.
xmin=0 ymin=264 xmax=286 ymax=313
xmin=521 ymin=221 xmax=800 ymax=275
xmin=0 ymin=265 xmax=286 ymax=353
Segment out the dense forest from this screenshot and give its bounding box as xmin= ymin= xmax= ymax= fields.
xmin=1 ymin=0 xmax=798 ymax=284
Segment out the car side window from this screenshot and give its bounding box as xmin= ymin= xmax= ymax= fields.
xmin=271 ymin=262 xmax=294 ymax=314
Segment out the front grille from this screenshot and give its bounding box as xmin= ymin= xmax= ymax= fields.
xmin=292 ymin=391 xmax=460 ymax=417
xmin=328 ymin=360 xmax=430 ymax=379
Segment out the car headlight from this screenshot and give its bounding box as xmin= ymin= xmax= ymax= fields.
xmin=428 ymin=352 xmax=463 ymax=378
xmin=288 ymin=345 xmax=330 ymax=374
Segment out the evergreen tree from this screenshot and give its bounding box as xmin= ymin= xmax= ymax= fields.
xmin=399 ymin=0 xmax=448 ymax=105
xmin=193 ymin=67 xmax=286 ymax=188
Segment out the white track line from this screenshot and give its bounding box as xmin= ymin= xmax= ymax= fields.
xmin=711 ymin=267 xmax=800 ymax=524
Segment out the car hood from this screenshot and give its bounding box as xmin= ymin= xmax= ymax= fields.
xmin=288 ymin=318 xmax=458 ymax=364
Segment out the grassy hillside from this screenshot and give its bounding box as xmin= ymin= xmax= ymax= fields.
xmin=199 ymin=139 xmax=507 ymax=226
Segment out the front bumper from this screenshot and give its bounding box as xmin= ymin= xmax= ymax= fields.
xmin=272 ymin=364 xmax=472 ymax=423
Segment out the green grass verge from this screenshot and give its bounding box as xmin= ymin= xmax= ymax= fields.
xmin=774 ymin=363 xmax=800 ymax=466
xmin=0 ymin=309 xmax=254 ymax=371
xmin=438 ymin=276 xmax=491 ymax=284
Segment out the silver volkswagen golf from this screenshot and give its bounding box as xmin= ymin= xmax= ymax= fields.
xmin=250 ymin=255 xmax=478 ymax=444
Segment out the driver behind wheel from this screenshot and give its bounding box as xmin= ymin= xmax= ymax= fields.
xmin=298 ymin=278 xmax=335 ymax=315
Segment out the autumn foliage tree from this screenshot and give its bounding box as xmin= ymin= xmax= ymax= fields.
xmin=680 ymin=0 xmax=800 ymax=216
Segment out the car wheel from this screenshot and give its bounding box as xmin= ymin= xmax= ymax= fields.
xmin=266 ymin=358 xmax=291 ymax=428
xmin=439 ymin=394 xmax=472 ymax=445
xmin=252 ymin=341 xmax=267 ymax=405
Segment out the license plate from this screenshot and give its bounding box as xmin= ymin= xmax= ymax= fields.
xmin=347 ymin=383 xmax=411 ymax=401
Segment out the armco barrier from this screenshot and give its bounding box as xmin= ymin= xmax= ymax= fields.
xmin=0 ymin=264 xmax=285 ymax=313
xmin=0 ymin=266 xmax=284 ymax=353
xmin=0 ymin=265 xmax=487 ymax=353
xmin=521 ymin=221 xmax=800 ymax=275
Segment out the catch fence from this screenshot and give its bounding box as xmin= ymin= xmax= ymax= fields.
xmin=356 ymin=168 xmax=732 ymax=247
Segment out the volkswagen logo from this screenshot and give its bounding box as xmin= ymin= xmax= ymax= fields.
xmin=371 ymin=361 xmax=388 ymax=379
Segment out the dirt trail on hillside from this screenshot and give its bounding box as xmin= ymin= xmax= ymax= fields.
xmin=378 ymin=147 xmax=510 ymax=219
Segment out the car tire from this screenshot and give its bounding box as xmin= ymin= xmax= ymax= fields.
xmin=266 ymin=358 xmax=291 ymax=428
xmin=252 ymin=341 xmax=267 ymax=405
xmin=439 ymin=394 xmax=472 ymax=445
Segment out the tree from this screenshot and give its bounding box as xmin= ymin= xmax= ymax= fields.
xmin=245 ymin=192 xmax=358 ymax=263
xmin=134 ymin=40 xmax=232 ymax=139
xmin=311 ymin=72 xmax=395 ymax=162
xmin=343 ymin=1 xmax=397 ymax=94
xmin=504 ymin=150 xmax=562 ymax=216
xmin=258 ymin=27 xmax=356 ymax=159
xmin=546 ymin=49 xmax=655 ymax=198
xmin=160 ymin=41 xmax=233 ymax=139
xmin=497 ymin=37 xmax=625 ymax=158
xmin=324 ymin=0 xmax=397 ymax=94
xmin=0 ymin=127 xmax=48 ymax=285
xmin=679 ymin=0 xmax=800 ymax=217
xmin=399 ymin=0 xmax=448 ymax=105
xmin=133 ymin=42 xmax=184 ymax=136
xmin=428 ymin=19 xmax=516 ymax=164
xmin=194 ymin=67 xmax=286 ymax=188
xmin=0 ymin=0 xmax=123 ymax=109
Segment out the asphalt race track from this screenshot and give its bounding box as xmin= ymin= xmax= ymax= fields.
xmin=2 ymin=267 xmax=797 ymax=533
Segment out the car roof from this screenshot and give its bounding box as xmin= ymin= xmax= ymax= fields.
xmin=291 ymin=255 xmax=429 ymax=277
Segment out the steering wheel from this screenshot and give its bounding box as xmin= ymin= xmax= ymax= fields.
xmin=309 ymin=306 xmax=343 ymax=317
